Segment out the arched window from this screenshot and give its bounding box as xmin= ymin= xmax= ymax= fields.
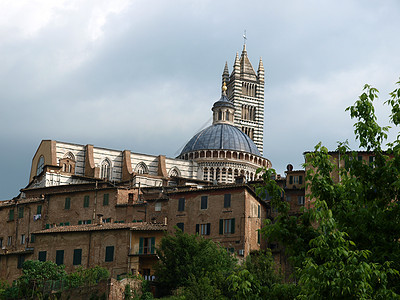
xmin=218 ymin=110 xmax=222 ymax=120
xmin=36 ymin=156 xmax=45 ymax=176
xmin=226 ymin=111 xmax=230 ymax=121
xmin=169 ymin=167 xmax=180 ymax=177
xmin=135 ymin=162 xmax=148 ymax=175
xmin=100 ymin=159 xmax=111 ymax=180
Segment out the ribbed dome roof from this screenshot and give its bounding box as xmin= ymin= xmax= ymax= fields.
xmin=180 ymin=123 xmax=261 ymax=156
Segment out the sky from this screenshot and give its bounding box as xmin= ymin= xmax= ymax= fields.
xmin=1 ymin=0 xmax=400 ymax=200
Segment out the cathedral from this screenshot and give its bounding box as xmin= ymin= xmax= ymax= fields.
xmin=1 ymin=44 xmax=290 ymax=284
xmin=27 ymin=44 xmax=270 ymax=190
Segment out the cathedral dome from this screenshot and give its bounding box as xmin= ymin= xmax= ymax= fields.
xmin=180 ymin=123 xmax=261 ymax=156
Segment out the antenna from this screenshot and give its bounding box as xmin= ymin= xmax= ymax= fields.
xmin=243 ymin=30 xmax=247 ymax=45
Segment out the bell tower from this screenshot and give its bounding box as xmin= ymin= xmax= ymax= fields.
xmin=223 ymin=44 xmax=265 ymax=156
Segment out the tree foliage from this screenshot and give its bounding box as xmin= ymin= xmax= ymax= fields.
xmin=154 ymin=230 xmax=237 ymax=297
xmin=260 ymin=79 xmax=400 ymax=298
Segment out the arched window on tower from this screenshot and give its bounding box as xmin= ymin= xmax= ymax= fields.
xmin=226 ymin=111 xmax=230 ymax=121
xmin=218 ymin=110 xmax=222 ymax=120
xmin=100 ymin=159 xmax=111 ymax=180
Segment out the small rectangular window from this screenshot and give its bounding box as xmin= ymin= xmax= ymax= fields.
xmin=37 ymin=205 xmax=42 ymax=215
xmin=178 ymin=198 xmax=185 ymax=211
xmin=224 ymin=194 xmax=231 ymax=208
xmin=7 ymin=236 xmax=12 ymax=246
xmin=155 ymin=202 xmax=162 ymax=212
xmin=31 ymin=234 xmax=35 ymax=243
xmin=103 ymin=194 xmax=109 ymax=206
xmin=220 ymin=218 xmax=235 ymax=234
xmin=9 ymin=209 xmax=14 ymax=221
xmin=298 ymin=196 xmax=305 ymax=205
xmin=56 ymin=250 xmax=64 ymax=266
xmin=358 ymin=155 xmax=363 ymax=161
xmin=176 ymin=222 xmax=184 ymax=232
xmin=138 ymin=237 xmax=155 ymax=254
xmin=17 ymin=255 xmax=25 ymax=269
xmin=65 ymin=197 xmax=71 ymax=210
xmin=18 ymin=206 xmax=24 ymax=218
xmin=196 ymin=223 xmax=211 ymax=235
xmin=201 ymin=196 xmax=208 ymax=210
xmin=73 ymin=249 xmax=82 ymax=265
xmin=21 ymin=234 xmax=25 ymax=245
xmin=38 ymin=251 xmax=47 ymax=262
xmin=105 ymin=246 xmax=114 ymax=262
xmin=0 ymin=238 xmax=3 ymax=248
xmin=83 ymin=195 xmax=89 ymax=208
xmin=286 ymin=196 xmax=291 ymax=202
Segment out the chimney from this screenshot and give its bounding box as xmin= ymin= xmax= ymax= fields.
xmin=97 ymin=214 xmax=103 ymax=225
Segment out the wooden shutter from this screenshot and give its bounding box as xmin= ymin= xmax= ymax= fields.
xmin=207 ymin=223 xmax=211 ymax=235
xmin=299 ymin=175 xmax=303 ymax=185
xmin=56 ymin=250 xmax=64 ymax=265
xmin=73 ymin=249 xmax=82 ymax=265
xmin=219 ymin=219 xmax=223 ymax=234
xmin=105 ymin=246 xmax=114 ymax=262
xmin=231 ymin=218 xmax=235 ymax=234
xmin=139 ymin=238 xmax=144 ymax=254
xmin=150 ymin=237 xmax=155 ymax=254
xmin=196 ymin=224 xmax=199 ymax=234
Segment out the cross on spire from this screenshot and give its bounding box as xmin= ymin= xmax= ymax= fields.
xmin=243 ymin=30 xmax=247 ymax=45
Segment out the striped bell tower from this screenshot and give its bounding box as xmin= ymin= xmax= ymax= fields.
xmin=223 ymin=44 xmax=265 ymax=156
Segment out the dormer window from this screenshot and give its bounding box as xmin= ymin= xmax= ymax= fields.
xmin=101 ymin=159 xmax=111 ymax=179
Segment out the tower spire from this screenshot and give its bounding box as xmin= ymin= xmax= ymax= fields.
xmin=222 ymin=61 xmax=229 ymax=87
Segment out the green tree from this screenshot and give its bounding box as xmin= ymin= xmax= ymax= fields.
xmin=2 ymin=260 xmax=67 ymax=299
xmin=154 ymin=230 xmax=236 ymax=297
xmin=259 ymin=79 xmax=400 ymax=298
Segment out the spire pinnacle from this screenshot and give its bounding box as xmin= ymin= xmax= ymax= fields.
xmin=222 ymin=81 xmax=227 ymax=96
xmin=223 ymin=61 xmax=229 ymax=75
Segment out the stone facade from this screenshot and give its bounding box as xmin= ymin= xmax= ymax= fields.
xmin=167 ymin=184 xmax=267 ymax=257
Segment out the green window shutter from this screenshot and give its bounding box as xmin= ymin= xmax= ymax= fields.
xmin=31 ymin=234 xmax=35 ymax=243
xmin=258 ymin=205 xmax=261 ymax=218
xmin=65 ymin=197 xmax=71 ymax=209
xmin=56 ymin=250 xmax=64 ymax=266
xmin=84 ymin=196 xmax=89 ymax=207
xmin=150 ymin=237 xmax=155 ymax=254
xmin=176 ymin=223 xmax=184 ymax=232
xmin=38 ymin=251 xmax=47 ymax=262
xmin=139 ymin=238 xmax=144 ymax=254
xmin=224 ymin=194 xmax=231 ymax=208
xmin=103 ymin=194 xmax=109 ymax=206
xmin=207 ymin=223 xmax=211 ymax=235
xmin=196 ymin=224 xmax=199 ymax=234
xmin=105 ymin=246 xmax=114 ymax=262
xmin=257 ymin=230 xmax=261 ymax=244
xmin=73 ymin=249 xmax=82 ymax=265
xmin=9 ymin=209 xmax=14 ymax=221
xmin=289 ymin=176 xmax=293 ymax=184
xmin=358 ymin=155 xmax=363 ymax=161
xmin=78 ymin=220 xmax=82 ymax=225
xmin=219 ymin=219 xmax=223 ymax=235
xmin=88 ymin=220 xmax=92 ymax=224
xmin=231 ymin=218 xmax=235 ymax=234
xmin=37 ymin=205 xmax=42 ymax=215
xmin=45 ymin=224 xmax=50 ymax=229
xmin=299 ymin=176 xmax=303 ymax=185
xmin=65 ymin=222 xmax=70 ymax=226
xmin=18 ymin=207 xmax=24 ymax=218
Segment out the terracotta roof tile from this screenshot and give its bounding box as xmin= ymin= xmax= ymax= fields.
xmin=34 ymin=222 xmax=166 ymax=234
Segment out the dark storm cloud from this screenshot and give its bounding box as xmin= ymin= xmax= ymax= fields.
xmin=1 ymin=0 xmax=400 ymax=199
